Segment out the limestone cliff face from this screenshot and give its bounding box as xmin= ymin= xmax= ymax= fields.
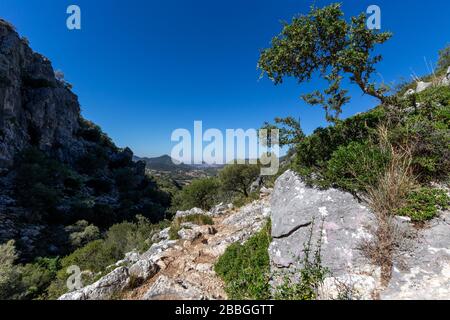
xmin=0 ymin=20 xmax=168 ymax=261
xmin=0 ymin=19 xmax=82 ymax=167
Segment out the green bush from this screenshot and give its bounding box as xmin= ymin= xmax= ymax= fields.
xmin=215 ymin=221 xmax=271 ymax=300
xmin=325 ymin=141 xmax=390 ymax=193
xmin=391 ymin=86 xmax=450 ymax=182
xmin=0 ymin=241 xmax=22 ymax=300
xmin=77 ymin=118 xmax=117 ymax=150
xmin=47 ymin=216 xmax=169 ymax=299
xmin=19 ymin=257 xmax=60 ymax=300
xmin=65 ymin=220 xmax=101 ymax=250
xmin=438 ymin=44 xmax=450 ymax=72
xmin=396 ymin=187 xmax=450 ymax=222
xmin=295 ymin=108 xmax=385 ymax=171
xmin=14 ymin=148 xmax=76 ymax=222
xmin=172 ymin=177 xmax=220 ymax=211
xmin=76 ymin=146 xmax=109 ymax=175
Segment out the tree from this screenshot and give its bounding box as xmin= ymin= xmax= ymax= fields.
xmin=219 ymin=164 xmax=260 ymax=197
xmin=258 ymin=3 xmax=392 ymax=123
xmin=173 ymin=178 xmax=220 ymax=211
xmin=262 ymin=116 xmax=305 ymax=148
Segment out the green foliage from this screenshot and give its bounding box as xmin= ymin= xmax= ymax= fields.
xmin=294 ymin=108 xmax=385 ymax=171
xmin=76 ymin=146 xmax=109 ymax=175
xmin=391 ymin=86 xmax=450 ymax=182
xmin=396 ymin=188 xmax=450 ymax=222
xmin=215 ymin=221 xmax=272 ymax=300
xmin=172 ymin=177 xmax=220 ymax=211
xmin=261 ymin=117 xmax=305 ymax=148
xmin=0 ymin=241 xmax=60 ymax=300
xmin=14 ymin=148 xmax=77 ymax=222
xmin=259 ymin=3 xmax=391 ymax=122
xmin=46 ymin=216 xmax=169 ymax=299
xmin=77 ymin=118 xmax=117 ymax=150
xmin=219 ymin=164 xmax=260 ymax=198
xmin=437 ymin=44 xmax=450 ymax=72
xmin=0 ymin=240 xmax=21 ymax=300
xmin=65 ymin=220 xmax=101 ymax=250
xmin=326 ymin=141 xmax=390 ymax=193
xmin=19 ymin=257 xmax=60 ymax=300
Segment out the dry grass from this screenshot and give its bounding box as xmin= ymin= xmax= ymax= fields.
xmin=361 ymin=125 xmax=417 ymax=284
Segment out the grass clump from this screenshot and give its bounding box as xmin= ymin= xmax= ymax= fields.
xmin=215 ymin=221 xmax=272 ymax=300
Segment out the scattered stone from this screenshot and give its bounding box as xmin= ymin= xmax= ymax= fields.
xmin=416 ymin=81 xmax=432 ymax=93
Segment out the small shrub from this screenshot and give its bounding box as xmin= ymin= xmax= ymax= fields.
xmin=396 ymin=187 xmax=450 ymax=222
xmin=215 ymin=221 xmax=271 ymax=300
xmin=65 ymin=221 xmax=101 ymax=249
xmin=326 ymin=141 xmax=390 ymax=193
xmin=437 ymin=44 xmax=450 ymax=72
xmin=0 ymin=241 xmax=22 ymax=300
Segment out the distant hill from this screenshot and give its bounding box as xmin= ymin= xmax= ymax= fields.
xmin=134 ymin=155 xmax=224 ymax=172
xmin=133 ymin=155 xmax=192 ymax=172
xmin=134 ymin=155 xmax=224 ymax=186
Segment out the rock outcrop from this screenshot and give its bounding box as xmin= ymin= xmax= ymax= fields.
xmin=59 ymin=190 xmax=271 ymax=300
xmin=0 ymin=20 xmax=82 ymax=167
xmin=269 ymin=170 xmax=379 ymax=299
xmin=269 ymin=170 xmax=450 ymax=300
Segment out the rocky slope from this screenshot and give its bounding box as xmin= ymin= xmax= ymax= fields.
xmin=60 ymin=190 xmax=271 ymax=300
xmin=60 ymin=170 xmax=450 ymax=300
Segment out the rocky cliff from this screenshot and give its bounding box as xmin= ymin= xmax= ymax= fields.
xmin=0 ymin=20 xmax=169 ymax=262
xmin=0 ymin=19 xmax=83 ymax=167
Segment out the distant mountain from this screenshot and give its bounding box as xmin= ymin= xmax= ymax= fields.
xmin=134 ymin=155 xmax=224 ymax=172
xmin=134 ymin=155 xmax=192 ymax=172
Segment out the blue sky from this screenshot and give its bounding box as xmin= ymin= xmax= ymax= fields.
xmin=1 ymin=0 xmax=449 ymax=157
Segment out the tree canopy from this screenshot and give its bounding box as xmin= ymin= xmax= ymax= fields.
xmin=258 ymin=3 xmax=392 ymax=123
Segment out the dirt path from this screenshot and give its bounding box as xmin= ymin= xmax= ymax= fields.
xmin=123 ymin=193 xmax=271 ymax=300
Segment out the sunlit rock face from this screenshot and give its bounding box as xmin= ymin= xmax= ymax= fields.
xmin=0 ymin=20 xmax=82 ymax=168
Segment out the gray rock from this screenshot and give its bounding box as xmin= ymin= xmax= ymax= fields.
xmin=269 ymin=170 xmax=377 ymax=297
xmin=442 ymin=67 xmax=450 ymax=86
xmin=210 ymin=203 xmax=229 ymax=216
xmin=175 ymin=207 xmax=208 ymax=218
xmin=128 ymin=259 xmax=159 ymax=281
xmin=381 ymin=210 xmax=450 ymax=300
xmin=142 ymin=275 xmax=204 ymax=300
xmin=404 ymin=88 xmax=415 ymax=97
xmin=0 ymin=21 xmax=82 ymax=167
xmin=416 ymin=81 xmax=432 ymax=93
xmin=59 ymin=267 xmax=130 ymax=300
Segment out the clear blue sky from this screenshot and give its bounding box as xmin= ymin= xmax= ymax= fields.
xmin=1 ymin=0 xmax=449 ymax=157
